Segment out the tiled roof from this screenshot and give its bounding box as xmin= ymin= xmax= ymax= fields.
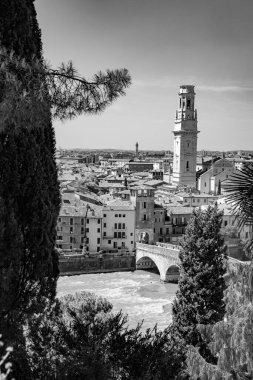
xmin=168 ymin=206 xmax=194 ymax=215
xmin=103 ymin=199 xmax=135 ymax=211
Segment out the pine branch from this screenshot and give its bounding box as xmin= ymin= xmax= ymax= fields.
xmin=45 ymin=61 xmax=131 ymax=120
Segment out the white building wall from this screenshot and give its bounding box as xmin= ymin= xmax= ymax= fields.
xmin=101 ymin=208 xmax=135 ymax=252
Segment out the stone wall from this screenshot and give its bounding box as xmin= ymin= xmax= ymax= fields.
xmin=59 ymin=254 xmax=135 ymax=276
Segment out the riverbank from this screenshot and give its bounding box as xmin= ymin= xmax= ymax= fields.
xmin=59 ymin=253 xmax=136 ymax=276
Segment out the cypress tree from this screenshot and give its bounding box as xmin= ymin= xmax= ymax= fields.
xmin=0 ymin=0 xmax=60 ymax=329
xmin=172 ymin=205 xmax=227 ymax=367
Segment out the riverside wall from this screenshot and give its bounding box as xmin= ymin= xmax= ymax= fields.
xmin=59 ymin=254 xmax=136 ymax=276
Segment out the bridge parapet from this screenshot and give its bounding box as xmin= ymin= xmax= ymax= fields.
xmin=136 ymin=243 xmax=180 ymax=261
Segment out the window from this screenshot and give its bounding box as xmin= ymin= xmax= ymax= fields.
xmin=81 ymin=218 xmax=84 ymax=225
xmin=81 ymin=227 xmax=84 ymax=234
xmin=224 ymin=221 xmax=228 ymax=227
xmin=80 ymin=245 xmax=83 ymax=249
xmin=70 ymin=227 xmax=73 ymax=233
xmin=119 ymin=214 xmax=122 ymax=217
xmin=130 ymin=233 xmax=133 ymax=236
xmin=86 ymin=238 xmax=89 ymax=244
xmin=193 ymin=199 xmax=195 ymax=203
xmin=70 ymin=237 xmax=73 ymax=243
xmin=204 ymin=199 xmax=206 ymax=203
xmin=70 ymin=245 xmax=72 ymax=249
xmin=103 ymin=232 xmax=106 ymax=237
xmin=118 ymin=223 xmax=122 ymax=229
xmin=131 ymin=241 xmax=133 ymax=244
xmin=122 ymin=242 xmax=125 ymax=248
xmin=70 ymin=218 xmax=73 ymax=225
xmin=58 ymin=217 xmax=61 ymax=223
xmin=123 ymin=214 xmax=126 ymax=217
xmin=87 ymin=219 xmax=89 ymax=224
xmin=143 ymin=214 xmax=147 ymax=221
xmin=197 ymin=199 xmax=200 ymax=203
xmin=86 ymin=228 xmax=89 ymax=233
xmin=58 ymin=244 xmax=62 ymax=249
xmin=122 ymin=232 xmax=126 ymax=238
xmin=184 ymin=199 xmax=187 ymax=202
xmin=97 ymin=228 xmax=100 ymax=233
xmin=108 ymin=240 xmax=111 ymax=244
xmin=160 ymin=228 xmax=163 ymax=234
xmin=143 ymin=202 xmax=147 ymax=209
xmin=122 ymin=223 xmax=125 ymax=229
xmin=186 ymin=161 xmax=189 ymax=171
xmin=114 ymin=223 xmax=117 ymax=229
xmin=187 ymin=99 xmax=191 ymax=109
xmin=103 ymin=223 xmax=106 ymax=228
xmin=118 ymin=232 xmax=122 ymax=238
xmin=97 ymin=219 xmax=100 ymax=224
xmin=103 ymin=214 xmax=106 ymax=218
xmin=114 ymin=242 xmax=117 ymax=248
xmin=114 ymin=232 xmax=117 ymax=238
xmin=115 ymin=214 xmax=118 ymax=217
xmin=97 ymin=247 xmax=100 ymax=252
xmin=57 ymin=236 xmax=62 ymax=240
xmin=205 ymin=182 xmax=206 ymax=187
xmin=97 ymin=238 xmax=100 ymax=244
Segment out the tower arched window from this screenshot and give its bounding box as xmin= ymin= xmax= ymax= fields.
xmin=187 ymin=99 xmax=191 ymax=109
xmin=186 ymin=161 xmax=189 ymax=171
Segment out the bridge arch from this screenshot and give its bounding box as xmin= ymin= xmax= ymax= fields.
xmin=136 ymin=255 xmax=163 ymax=276
xmin=136 ymin=243 xmax=180 ymax=282
xmin=165 ymin=264 xmax=180 ymax=283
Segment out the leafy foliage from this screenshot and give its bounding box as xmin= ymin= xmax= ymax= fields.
xmin=172 ymin=205 xmax=227 ymax=374
xmin=26 ymin=292 xmax=179 ymax=380
xmin=187 ymin=262 xmax=253 ymax=380
xmin=224 ymin=164 xmax=253 ymax=253
xmin=0 ymin=334 xmax=13 ymax=380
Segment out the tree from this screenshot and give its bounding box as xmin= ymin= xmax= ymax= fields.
xmin=172 ymin=205 xmax=227 ymax=374
xmin=0 ymin=0 xmax=130 ymax=375
xmin=186 ymin=166 xmax=253 ymax=379
xmin=26 ymin=292 xmax=179 ymax=380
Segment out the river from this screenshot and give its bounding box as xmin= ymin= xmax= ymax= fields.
xmin=57 ymin=270 xmax=178 ymax=331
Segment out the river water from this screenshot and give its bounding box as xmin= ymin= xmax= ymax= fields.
xmin=57 ymin=270 xmax=178 ymax=331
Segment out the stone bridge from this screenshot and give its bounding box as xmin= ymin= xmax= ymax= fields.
xmin=136 ymin=242 xmax=180 ymax=282
xmin=136 ymin=243 xmax=251 ymax=283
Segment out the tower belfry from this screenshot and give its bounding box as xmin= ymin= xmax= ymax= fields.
xmin=172 ymin=85 xmax=199 ymax=188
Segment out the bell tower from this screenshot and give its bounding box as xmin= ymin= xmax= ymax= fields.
xmin=135 ymin=142 xmax=139 ymax=157
xmin=172 ymin=85 xmax=199 ymax=188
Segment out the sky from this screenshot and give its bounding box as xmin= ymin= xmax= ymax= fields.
xmin=36 ymin=0 xmax=253 ymax=151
